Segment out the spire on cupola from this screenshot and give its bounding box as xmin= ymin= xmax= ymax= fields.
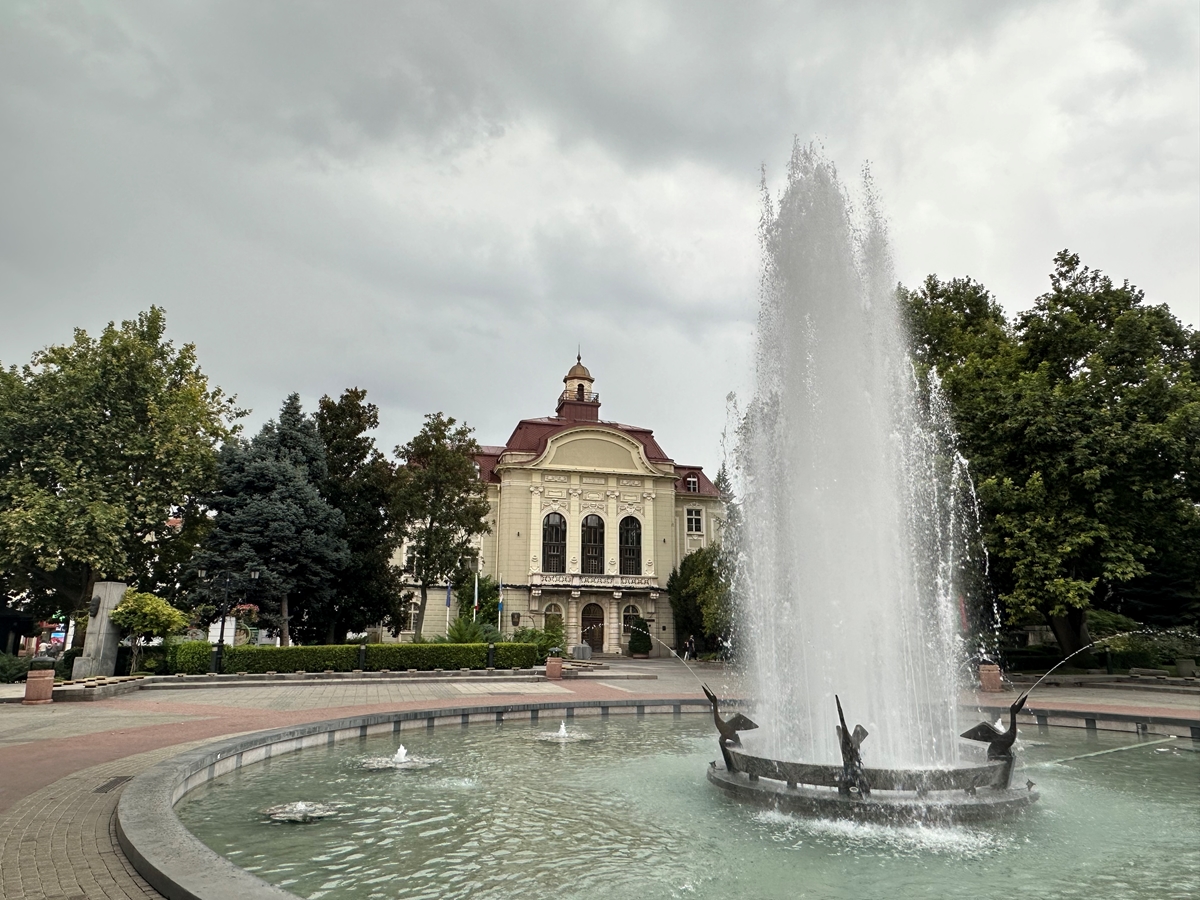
xmin=557 ymin=353 xmax=600 ymax=421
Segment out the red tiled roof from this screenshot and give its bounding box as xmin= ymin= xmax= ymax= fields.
xmin=498 ymin=417 xmax=674 ymax=464
xmin=472 ymin=416 xmax=718 ymax=493
xmin=475 ymin=446 xmax=505 ymax=484
xmin=673 ymin=466 xmax=721 ymax=498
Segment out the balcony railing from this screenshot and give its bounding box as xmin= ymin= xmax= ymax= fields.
xmin=559 ymin=390 xmax=600 ymax=403
xmin=531 ymin=572 xmax=657 ymax=589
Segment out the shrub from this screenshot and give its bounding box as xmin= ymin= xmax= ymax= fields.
xmin=1087 ymin=610 xmax=1142 ymax=637
xmin=511 ymin=625 xmax=564 ymax=663
xmin=628 ymin=616 xmax=652 ymax=655
xmin=174 ymin=641 xmax=214 ymax=674
xmin=166 ymin=641 xmax=539 ymax=674
xmin=56 ymin=648 xmax=82 ymax=680
xmin=0 ymin=654 xmax=32 ymax=684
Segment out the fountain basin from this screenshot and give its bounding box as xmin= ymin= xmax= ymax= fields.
xmin=707 ymin=761 xmax=1037 ymax=825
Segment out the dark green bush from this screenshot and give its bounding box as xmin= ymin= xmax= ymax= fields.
xmin=628 ymin=617 xmax=652 ymax=655
xmin=56 ymin=648 xmax=82 ymax=680
xmin=174 ymin=641 xmax=214 ymax=674
xmin=510 ymin=624 xmax=565 ymax=663
xmin=221 ymin=644 xmax=358 ymax=674
xmin=167 ymin=641 xmax=538 ymax=674
xmin=0 ymin=654 xmax=32 ymax=683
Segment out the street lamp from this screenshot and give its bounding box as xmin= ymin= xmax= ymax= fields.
xmin=198 ymin=569 xmax=258 ymax=674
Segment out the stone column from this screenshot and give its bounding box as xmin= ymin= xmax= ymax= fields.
xmin=567 ymin=595 xmax=580 ymax=651
xmin=607 ymin=598 xmax=620 ymax=654
xmin=71 ymin=581 xmax=126 ymax=679
xmin=528 ymin=486 xmax=544 ymax=573
xmin=606 ymin=490 xmax=620 ymax=574
xmin=641 ymin=489 xmax=657 ymax=579
xmin=567 ymin=487 xmax=582 ymax=573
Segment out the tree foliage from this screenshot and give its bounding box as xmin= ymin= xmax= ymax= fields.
xmin=109 ymin=588 xmax=188 ymax=674
xmin=901 ymin=251 xmax=1200 ymax=652
xmin=191 ymin=395 xmax=349 ymax=645
xmin=394 ymin=413 xmax=491 ymax=639
xmin=667 ymin=544 xmax=732 ymax=654
xmin=313 ymin=388 xmax=404 ymax=642
xmin=0 ymin=308 xmax=238 ymax=623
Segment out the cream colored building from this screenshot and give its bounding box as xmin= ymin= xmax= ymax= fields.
xmin=478 ymin=357 xmax=724 ymax=656
xmin=390 ymin=357 xmax=724 ymax=656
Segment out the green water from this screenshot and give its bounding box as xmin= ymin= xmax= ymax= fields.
xmin=178 ymin=715 xmax=1200 ymax=900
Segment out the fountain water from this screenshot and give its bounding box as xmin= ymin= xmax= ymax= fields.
xmin=736 ymin=143 xmax=982 ymax=769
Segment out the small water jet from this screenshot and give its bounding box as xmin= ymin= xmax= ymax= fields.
xmin=534 ymin=720 xmax=593 ymax=744
xmin=360 ymin=743 xmax=439 ymax=770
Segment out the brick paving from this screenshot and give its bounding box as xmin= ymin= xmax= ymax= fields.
xmin=0 ymin=659 xmax=1193 ymax=900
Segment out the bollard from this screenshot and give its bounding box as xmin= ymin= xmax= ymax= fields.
xmin=23 ymin=661 xmax=56 ymax=705
xmin=978 ymin=663 xmax=1004 ymax=692
xmin=486 ymin=642 xmax=496 ymax=669
xmin=358 ymin=644 xmax=367 ymax=670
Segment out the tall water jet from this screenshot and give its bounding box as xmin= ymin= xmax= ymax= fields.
xmin=737 ymin=144 xmax=976 ymax=768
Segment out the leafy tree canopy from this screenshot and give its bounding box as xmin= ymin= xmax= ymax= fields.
xmin=0 ymin=308 xmax=239 ymax=622
xmin=109 ymin=588 xmax=188 ymax=673
xmin=901 ymin=251 xmax=1200 ymax=653
xmin=668 ymin=544 xmax=732 ymax=654
xmin=312 ymin=388 xmax=404 ymax=643
xmin=394 ymin=413 xmax=491 ymax=639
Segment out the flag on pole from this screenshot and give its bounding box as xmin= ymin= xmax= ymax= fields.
xmin=445 ymin=583 xmax=452 ymax=607
xmin=498 ymin=575 xmax=503 ymax=631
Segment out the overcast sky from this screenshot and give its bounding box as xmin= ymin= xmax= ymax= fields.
xmin=2 ymin=1 xmax=1197 ymax=473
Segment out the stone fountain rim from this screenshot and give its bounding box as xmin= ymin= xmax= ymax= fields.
xmin=115 ymin=697 xmax=711 ymax=900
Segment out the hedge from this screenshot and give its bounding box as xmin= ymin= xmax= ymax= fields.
xmin=168 ymin=641 xmax=539 ymax=675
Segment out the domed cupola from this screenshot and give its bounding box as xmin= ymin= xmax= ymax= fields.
xmin=557 ymin=354 xmax=601 ymax=421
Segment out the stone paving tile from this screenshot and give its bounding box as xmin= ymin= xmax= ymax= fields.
xmin=0 ymin=738 xmax=226 ymax=900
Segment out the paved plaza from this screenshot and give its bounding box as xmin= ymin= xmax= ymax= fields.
xmin=0 ymin=659 xmax=1195 ymax=900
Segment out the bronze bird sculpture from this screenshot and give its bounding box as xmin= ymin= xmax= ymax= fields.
xmin=960 ymin=692 xmax=1029 ymax=759
xmin=702 ymin=684 xmax=758 ymax=747
xmin=835 ymin=695 xmax=871 ymax=797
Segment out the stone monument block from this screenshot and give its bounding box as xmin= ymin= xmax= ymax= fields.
xmin=71 ymin=581 xmax=126 ymax=679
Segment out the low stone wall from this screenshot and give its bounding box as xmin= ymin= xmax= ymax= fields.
xmin=115 ymin=697 xmax=709 ymax=900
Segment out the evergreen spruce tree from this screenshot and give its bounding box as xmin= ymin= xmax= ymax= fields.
xmin=192 ymin=395 xmax=348 ymax=645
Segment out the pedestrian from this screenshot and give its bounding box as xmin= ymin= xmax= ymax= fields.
xmin=683 ymin=634 xmax=696 ymax=661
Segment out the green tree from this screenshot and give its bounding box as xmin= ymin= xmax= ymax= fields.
xmin=453 ymin=572 xmax=500 ymax=626
xmin=394 ymin=413 xmax=491 ymax=640
xmin=901 ymin=252 xmax=1200 ymax=653
xmin=0 ymin=308 xmax=238 ymax=630
xmin=191 ymin=395 xmax=349 ymax=645
xmin=667 ymin=544 xmax=732 ymax=654
xmin=109 ymin=588 xmax=188 ymax=674
xmin=313 ymin=388 xmax=404 ymax=643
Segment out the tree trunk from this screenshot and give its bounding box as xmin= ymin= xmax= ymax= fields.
xmin=129 ymin=638 xmax=141 ymax=675
xmin=71 ymin=566 xmax=95 ymax=649
xmin=414 ymin=581 xmax=429 ymax=640
xmin=1047 ymin=607 xmax=1093 ymax=660
xmin=280 ymin=595 xmax=291 ymax=647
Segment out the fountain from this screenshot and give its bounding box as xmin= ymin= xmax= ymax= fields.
xmin=360 ymin=742 xmax=439 ymax=770
xmin=706 ymin=143 xmax=1034 ymax=821
xmin=259 ymin=800 xmax=337 ymax=823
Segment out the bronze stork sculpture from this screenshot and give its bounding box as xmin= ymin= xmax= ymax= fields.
xmin=960 ymin=693 xmax=1029 ymax=760
xmin=835 ymin=695 xmax=871 ymax=797
xmin=702 ymin=684 xmax=758 ymax=770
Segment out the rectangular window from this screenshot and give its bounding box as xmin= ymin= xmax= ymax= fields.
xmin=686 ymin=509 xmax=703 ymax=533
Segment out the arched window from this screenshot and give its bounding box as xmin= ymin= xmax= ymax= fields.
xmin=542 ymin=513 xmax=566 ymax=573
xmin=619 ymin=516 xmax=641 ymax=575
xmin=544 ymin=603 xmax=563 ymax=631
xmin=685 ymin=474 xmax=699 ymax=493
xmin=581 ymin=514 xmax=604 ymax=575
xmin=622 ymin=604 xmax=641 ymax=634
xmin=576 ymin=383 xmax=584 ymax=400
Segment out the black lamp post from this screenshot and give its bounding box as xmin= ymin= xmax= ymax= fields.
xmin=199 ymin=569 xmax=258 ymax=674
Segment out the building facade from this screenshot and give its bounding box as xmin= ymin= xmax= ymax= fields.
xmin=389 ymin=357 xmax=723 ymax=656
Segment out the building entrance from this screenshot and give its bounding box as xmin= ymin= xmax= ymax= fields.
xmin=581 ymin=603 xmax=605 ymax=652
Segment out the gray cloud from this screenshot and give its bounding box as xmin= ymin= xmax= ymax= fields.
xmin=1 ymin=0 xmax=1196 ymax=470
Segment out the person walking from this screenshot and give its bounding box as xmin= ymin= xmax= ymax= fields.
xmin=683 ymin=634 xmax=696 ymax=661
